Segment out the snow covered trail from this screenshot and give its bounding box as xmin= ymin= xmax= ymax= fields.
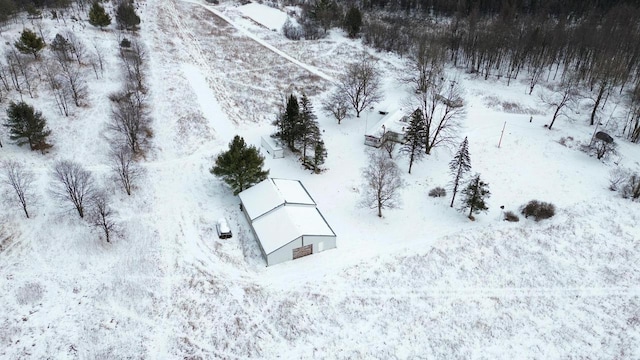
xmin=180 ymin=0 xmax=336 ymax=83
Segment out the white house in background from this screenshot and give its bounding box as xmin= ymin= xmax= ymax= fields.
xmin=260 ymin=136 xmax=284 ymax=159
xmin=364 ymin=109 xmax=409 ymax=147
xmin=238 ymin=178 xmax=336 ymax=266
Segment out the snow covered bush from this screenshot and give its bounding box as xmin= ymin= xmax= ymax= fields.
xmin=429 ymin=186 xmax=446 ymax=197
xmin=609 ymin=168 xmax=640 ymax=200
xmin=503 ymin=210 xmax=520 ymax=222
xmin=282 ymin=18 xmax=302 ymax=40
xmin=609 ymin=168 xmax=630 ymax=191
xmin=585 ymin=138 xmax=617 ymax=160
xmin=621 ymin=173 xmax=640 ymax=200
xmin=521 ymin=200 xmax=556 ymax=221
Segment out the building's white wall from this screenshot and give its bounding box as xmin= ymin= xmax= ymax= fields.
xmin=261 ymin=136 xmax=284 ymax=159
xmin=267 ymin=237 xmax=303 ymax=266
xmin=303 ymin=235 xmax=336 ymax=253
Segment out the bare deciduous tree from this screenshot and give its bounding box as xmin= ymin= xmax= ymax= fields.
xmin=539 ymin=78 xmax=579 ymax=130
xmin=57 ymin=59 xmax=87 ymax=107
xmin=338 ymin=54 xmax=382 ymax=118
xmin=64 ymin=31 xmax=86 ymax=66
xmin=120 ymin=39 xmax=146 ymax=92
xmin=1 ymin=160 xmax=36 ymax=218
xmin=6 ymin=49 xmax=35 ymax=98
xmin=321 ymin=90 xmax=350 ymax=124
xmin=110 ymin=144 xmax=142 ymax=195
xmin=89 ymin=190 xmax=117 ymax=243
xmin=361 ymin=151 xmax=404 ymax=217
xmin=89 ymin=42 xmax=105 ymax=79
xmin=42 ymin=60 xmax=71 ymax=116
xmin=382 ymin=138 xmax=397 ymax=159
xmin=108 ymin=86 xmax=150 ymax=155
xmin=50 ymin=160 xmax=95 ymax=218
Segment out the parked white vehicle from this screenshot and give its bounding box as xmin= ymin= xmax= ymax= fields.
xmin=216 ymin=218 xmax=232 ymax=239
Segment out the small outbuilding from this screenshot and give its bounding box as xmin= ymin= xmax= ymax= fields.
xmin=238 ymin=178 xmax=336 ymax=266
xmin=261 ymin=136 xmax=284 ymax=159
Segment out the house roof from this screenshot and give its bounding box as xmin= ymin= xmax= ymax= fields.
xmin=365 ymin=109 xmax=409 ymax=138
xmin=238 ymin=178 xmax=315 ymax=221
xmin=252 ymin=206 xmax=335 ymax=254
xmin=239 ymin=178 xmax=335 ymax=256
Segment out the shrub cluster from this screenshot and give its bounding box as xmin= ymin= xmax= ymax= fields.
xmin=428 ymin=186 xmax=446 ymax=197
xmin=609 ymin=168 xmax=640 ymax=200
xmin=521 ymin=200 xmax=556 ymax=221
xmin=503 ymin=210 xmax=520 ymax=222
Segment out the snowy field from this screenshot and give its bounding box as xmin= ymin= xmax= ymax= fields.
xmin=1 ymin=0 xmax=639 ymax=358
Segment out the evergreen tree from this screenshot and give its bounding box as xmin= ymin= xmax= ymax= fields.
xmin=116 ymin=1 xmax=141 ymax=30
xmin=310 ymin=0 xmax=340 ymax=33
xmin=14 ymin=29 xmax=45 ymax=59
xmin=299 ymin=93 xmax=321 ymax=161
xmin=3 ymin=101 xmax=52 ymax=153
xmin=459 ymin=173 xmax=490 ymax=219
xmin=313 ymin=139 xmax=327 ymax=172
xmin=449 ymin=136 xmax=471 ymax=207
xmin=210 ymin=135 xmax=269 ymax=195
xmin=400 ymin=109 xmax=426 ymax=174
xmin=344 ymin=6 xmax=362 ymax=38
xmin=277 ymin=94 xmax=301 ymax=151
xmin=88 ymin=2 xmax=111 ymax=29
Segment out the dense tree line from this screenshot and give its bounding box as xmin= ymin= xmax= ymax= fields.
xmin=292 ymin=0 xmax=640 ymax=141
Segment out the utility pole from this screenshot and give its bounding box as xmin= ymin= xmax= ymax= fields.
xmin=498 ymin=121 xmax=506 ymax=148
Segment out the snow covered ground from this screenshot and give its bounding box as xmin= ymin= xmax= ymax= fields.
xmin=1 ymin=0 xmax=639 ymax=358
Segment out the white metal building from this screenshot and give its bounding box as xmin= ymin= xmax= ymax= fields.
xmin=238 ymin=178 xmax=336 ymax=266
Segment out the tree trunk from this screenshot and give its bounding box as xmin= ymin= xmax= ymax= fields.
xmin=548 ymin=106 xmax=561 ymax=130
xmin=590 ymin=83 xmax=606 ymax=126
xmin=450 ymin=183 xmax=458 ymax=207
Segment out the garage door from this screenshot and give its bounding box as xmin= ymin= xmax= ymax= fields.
xmin=292 ymin=244 xmax=313 ymax=259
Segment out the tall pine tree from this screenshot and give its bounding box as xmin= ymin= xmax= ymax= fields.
xmin=299 ymin=93 xmax=321 ymax=161
xmin=400 ymin=109 xmax=426 ymax=174
xmin=14 ymin=29 xmax=45 ymax=59
xmin=279 ymin=94 xmax=301 ymax=151
xmin=449 ymin=136 xmax=471 ymax=207
xmin=459 ymin=173 xmax=490 ymax=219
xmin=88 ymin=2 xmax=111 ymax=29
xmin=344 ymin=6 xmax=362 ymax=38
xmin=313 ymin=139 xmax=327 ymax=173
xmin=210 ymin=135 xmax=269 ymax=195
xmin=116 ymin=1 xmax=141 ymax=31
xmin=4 ymin=101 xmax=52 ymax=153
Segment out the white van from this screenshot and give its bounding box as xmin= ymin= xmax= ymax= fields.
xmin=216 ymin=218 xmax=232 ymax=239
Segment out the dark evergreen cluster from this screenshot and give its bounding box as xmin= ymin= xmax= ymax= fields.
xmin=273 ymin=93 xmax=327 ymax=172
